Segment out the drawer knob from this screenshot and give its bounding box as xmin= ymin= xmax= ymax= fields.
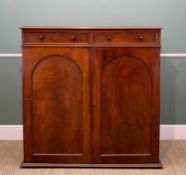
xmin=71 ymin=35 xmax=76 ymax=41
xmin=106 ymin=35 xmax=112 ymax=41
xmin=138 ymin=35 xmax=143 ymax=41
xmin=39 ymin=35 xmax=45 ymax=41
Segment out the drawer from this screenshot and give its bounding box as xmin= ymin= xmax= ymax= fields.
xmin=93 ymin=31 xmax=158 ymax=44
xmin=23 ymin=32 xmax=89 ymax=44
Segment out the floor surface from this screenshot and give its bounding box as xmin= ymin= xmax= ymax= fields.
xmin=0 ymin=140 xmax=186 ymax=175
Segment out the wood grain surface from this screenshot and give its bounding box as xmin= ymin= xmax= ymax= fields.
xmin=22 ymin=27 xmax=161 ymax=167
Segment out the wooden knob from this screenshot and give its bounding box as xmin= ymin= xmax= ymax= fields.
xmin=39 ymin=35 xmax=45 ymax=41
xmin=138 ymin=35 xmax=143 ymax=41
xmin=106 ymin=35 xmax=112 ymax=41
xmin=71 ymin=35 xmax=76 ymax=41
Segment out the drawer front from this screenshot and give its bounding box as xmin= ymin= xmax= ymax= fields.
xmin=23 ymin=32 xmax=89 ymax=44
xmin=93 ymin=31 xmax=158 ymax=44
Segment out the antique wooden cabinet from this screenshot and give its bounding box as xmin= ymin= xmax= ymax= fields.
xmin=21 ymin=27 xmax=161 ymax=168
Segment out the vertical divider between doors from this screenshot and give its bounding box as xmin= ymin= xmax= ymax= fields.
xmin=90 ymin=46 xmax=102 ymax=163
xmin=89 ymin=32 xmax=94 ymax=163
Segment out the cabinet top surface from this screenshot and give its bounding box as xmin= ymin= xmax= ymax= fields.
xmin=20 ymin=26 xmax=162 ymax=30
xmin=21 ymin=26 xmax=161 ymax=47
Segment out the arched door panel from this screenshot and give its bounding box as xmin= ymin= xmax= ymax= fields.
xmin=92 ymin=48 xmax=156 ymax=164
xmin=24 ymin=48 xmax=91 ymax=163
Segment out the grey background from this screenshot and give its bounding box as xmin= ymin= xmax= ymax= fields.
xmin=0 ymin=0 xmax=186 ymax=124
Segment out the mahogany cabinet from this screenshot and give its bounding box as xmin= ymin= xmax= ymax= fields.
xmin=21 ymin=27 xmax=162 ymax=168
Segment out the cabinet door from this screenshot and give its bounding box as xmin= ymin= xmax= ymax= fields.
xmin=92 ymin=47 xmax=160 ymax=164
xmin=23 ymin=47 xmax=91 ymax=164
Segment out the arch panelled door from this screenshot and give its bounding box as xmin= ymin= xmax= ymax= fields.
xmin=92 ymin=48 xmax=160 ymax=164
xmin=21 ymin=27 xmax=161 ymax=168
xmin=22 ymin=48 xmax=91 ymax=164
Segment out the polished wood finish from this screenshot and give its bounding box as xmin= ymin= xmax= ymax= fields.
xmin=21 ymin=162 xmax=162 ymax=168
xmin=22 ymin=47 xmax=91 ymax=164
xmin=21 ymin=27 xmax=161 ymax=168
xmin=92 ymin=47 xmax=160 ymax=164
xmin=93 ymin=31 xmax=158 ymax=44
xmin=24 ymin=32 xmax=89 ymax=44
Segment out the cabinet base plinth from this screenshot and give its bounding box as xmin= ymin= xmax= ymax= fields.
xmin=21 ymin=161 xmax=162 ymax=168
